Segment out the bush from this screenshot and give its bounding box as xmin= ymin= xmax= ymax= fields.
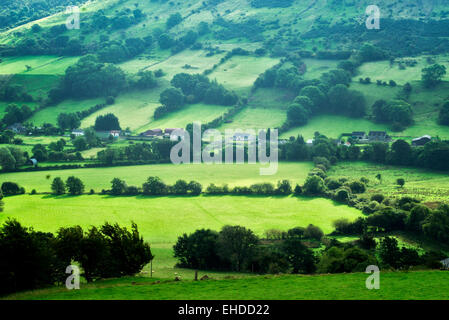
xmin=325 ymin=178 xmax=341 ymax=190
xmin=250 ymin=183 xmax=275 ymax=195
xmin=371 ymin=194 xmax=385 ymax=203
xmin=188 ymin=181 xmax=202 ymax=196
xmin=142 ymin=176 xmax=167 ymax=195
xmin=349 ymin=181 xmax=366 ymax=194
xmin=276 ymin=180 xmax=292 ymax=195
xmin=303 ymin=175 xmax=325 ymax=195
xmin=334 ymin=188 xmax=350 ymax=203
xmin=293 ymin=184 xmax=302 ymax=195
xmin=1 ymin=182 xmax=22 ymax=196
xmin=125 ymin=186 xmax=140 ymax=195
xmin=304 ymin=224 xmax=324 ymax=241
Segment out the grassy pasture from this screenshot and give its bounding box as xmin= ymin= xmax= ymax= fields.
xmin=350 ymin=82 xmax=401 ymax=108
xmin=0 ymin=56 xmax=79 ymax=75
xmin=1 ymin=135 xmax=73 ymax=155
xmin=1 ymin=194 xmax=362 ymax=243
xmin=356 ymin=55 xmax=449 ymax=85
xmin=303 ymin=58 xmax=341 ymax=80
xmin=30 ymin=97 xmax=106 ymax=125
xmin=5 ymin=271 xmax=449 ymax=300
xmin=328 ymin=161 xmax=449 ymax=203
xmin=209 ymin=55 xmax=280 ymax=94
xmin=5 ymin=74 xmax=60 ymax=99
xmin=81 ymin=87 xmax=166 ymax=132
xmin=0 ymin=162 xmax=314 ymax=193
xmin=145 ymin=49 xmax=226 ymax=80
xmin=218 ymin=107 xmax=286 ymax=131
xmin=137 ymin=103 xmax=231 ymax=133
xmin=249 ymin=87 xmax=295 ymax=109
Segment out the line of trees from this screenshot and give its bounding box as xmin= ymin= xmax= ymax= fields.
xmin=0 ymin=220 xmax=153 ymax=296
xmin=51 ymin=176 xmax=84 ymax=195
xmin=280 ymin=133 xmax=449 ymax=171
xmin=154 ymin=73 xmax=239 ymax=119
xmin=174 ymin=224 xmax=445 ymax=275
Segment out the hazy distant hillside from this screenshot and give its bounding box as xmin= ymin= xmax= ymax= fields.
xmin=0 ymin=0 xmax=89 ymax=30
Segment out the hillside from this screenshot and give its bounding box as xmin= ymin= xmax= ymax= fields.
xmin=1 ymin=0 xmax=449 ymax=139
xmin=1 ymin=0 xmax=449 ymax=302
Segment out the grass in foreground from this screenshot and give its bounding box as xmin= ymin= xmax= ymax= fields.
xmin=5 ymin=271 xmax=449 ymax=300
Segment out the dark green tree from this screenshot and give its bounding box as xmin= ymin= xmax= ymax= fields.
xmin=217 ymin=225 xmax=259 ymax=272
xmin=51 ymin=177 xmax=66 ymax=195
xmin=66 ymin=176 xmax=85 ymax=195
xmin=422 ymin=64 xmax=446 ymax=88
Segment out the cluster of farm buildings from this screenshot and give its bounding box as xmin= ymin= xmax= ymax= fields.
xmin=346 ymin=131 xmax=432 ymax=147
xmin=67 ymin=127 xmax=434 ymax=148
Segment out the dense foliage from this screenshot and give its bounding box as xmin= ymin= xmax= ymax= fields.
xmin=0 ymin=220 xmax=153 ymax=295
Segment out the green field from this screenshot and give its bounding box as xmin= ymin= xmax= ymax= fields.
xmin=350 ymin=82 xmax=402 ymax=108
xmin=218 ymin=107 xmax=286 ymax=131
xmin=4 ymin=74 xmax=60 ymax=99
xmin=137 ymin=103 xmax=231 ymax=133
xmin=145 ymin=49 xmax=226 ymax=80
xmin=0 ymin=56 xmax=79 ymax=75
xmin=303 ymin=58 xmax=341 ymax=80
xmin=329 ymin=161 xmax=449 ymax=203
xmin=5 ymin=271 xmax=449 ymax=300
xmin=30 ymin=97 xmax=106 ymax=125
xmin=81 ymin=87 xmax=166 ymax=132
xmin=356 ymin=55 xmax=449 ymax=85
xmin=209 ymin=56 xmax=280 ymax=94
xmin=1 ymin=194 xmax=362 ymax=243
xmin=0 ymin=162 xmax=314 ymax=192
xmin=1 ymin=193 xmax=363 ymax=280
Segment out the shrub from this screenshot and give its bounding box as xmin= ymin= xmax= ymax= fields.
xmin=276 ymin=180 xmax=292 ymax=195
xmin=303 ymin=176 xmax=325 ymax=195
xmin=250 ymin=183 xmax=275 ymax=195
xmin=293 ymin=184 xmax=302 ymax=195
xmin=371 ymin=194 xmax=384 ymax=203
xmin=349 ymin=181 xmax=366 ymax=194
xmin=1 ymin=182 xmax=22 ymax=196
xmin=334 ymin=188 xmax=350 ymax=203
xmin=125 ymin=186 xmax=140 ymax=195
xmin=304 ymin=224 xmax=324 ymax=241
xmin=188 ymin=181 xmax=202 ymax=195
xmin=142 ymin=176 xmax=167 ymax=195
xmin=326 ymin=178 xmax=342 ymax=190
